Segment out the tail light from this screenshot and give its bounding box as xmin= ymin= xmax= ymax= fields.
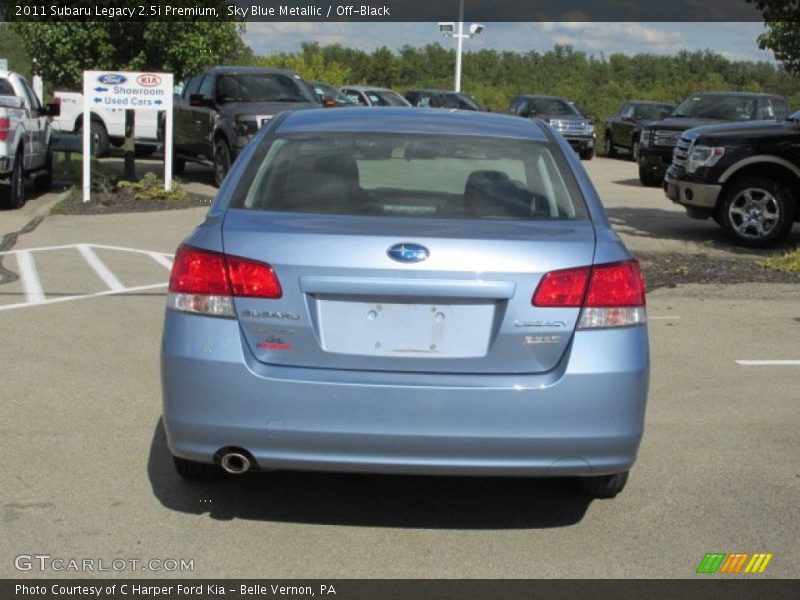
xmin=0 ymin=118 xmax=9 ymax=142
xmin=167 ymin=245 xmax=282 ymax=317
xmin=532 ymin=260 xmax=646 ymax=329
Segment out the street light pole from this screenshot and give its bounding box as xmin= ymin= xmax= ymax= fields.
xmin=438 ymin=0 xmax=484 ymax=93
xmin=455 ymin=0 xmax=465 ymax=92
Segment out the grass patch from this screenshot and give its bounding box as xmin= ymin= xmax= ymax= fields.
xmin=759 ymin=248 xmax=800 ymax=273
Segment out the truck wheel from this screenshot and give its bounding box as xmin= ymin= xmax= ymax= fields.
xmin=630 ymin=136 xmax=640 ymax=162
xmin=604 ymin=132 xmax=616 ymax=157
xmin=580 ymin=148 xmax=594 ymax=161
xmin=134 ymin=144 xmax=157 ymax=157
xmin=34 ymin=148 xmax=53 ymax=193
xmin=213 ymin=138 xmax=231 ymax=188
xmin=574 ymin=471 xmax=629 ymax=499
xmin=172 ymin=155 xmax=185 ymax=176
xmin=79 ymin=120 xmax=110 ymax=157
xmin=638 ymin=166 xmax=661 ymax=187
xmin=1 ymin=150 xmax=25 ymax=209
xmin=719 ymin=176 xmax=796 ymax=247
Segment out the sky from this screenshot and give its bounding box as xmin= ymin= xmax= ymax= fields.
xmin=242 ymin=22 xmax=777 ymax=64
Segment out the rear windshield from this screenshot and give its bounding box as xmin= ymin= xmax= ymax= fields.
xmin=365 ymin=90 xmax=408 ymax=106
xmin=237 ymin=133 xmax=588 ymax=220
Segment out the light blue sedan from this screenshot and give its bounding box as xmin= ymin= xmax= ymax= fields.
xmin=161 ymin=107 xmax=649 ymax=498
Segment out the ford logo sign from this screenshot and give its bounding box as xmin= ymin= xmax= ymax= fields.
xmin=387 ymin=243 xmax=429 ymax=263
xmin=97 ymin=73 xmax=127 ymax=85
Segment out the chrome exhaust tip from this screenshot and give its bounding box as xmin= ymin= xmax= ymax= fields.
xmin=219 ymin=451 xmax=251 ymax=475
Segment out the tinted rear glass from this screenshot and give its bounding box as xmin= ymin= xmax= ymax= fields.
xmin=216 ymin=74 xmax=314 ymax=103
xmin=672 ymin=95 xmax=762 ymax=120
xmin=237 ymin=133 xmax=588 ymax=220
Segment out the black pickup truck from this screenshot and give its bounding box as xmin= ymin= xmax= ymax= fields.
xmin=664 ymin=113 xmax=800 ymax=247
xmin=637 ymin=92 xmax=789 ymax=187
xmin=604 ymin=101 xmax=675 ymax=160
xmin=172 ymin=66 xmax=319 ymax=186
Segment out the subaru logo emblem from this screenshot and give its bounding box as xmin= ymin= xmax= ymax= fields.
xmin=387 ymin=243 xmax=429 ymax=263
xmin=97 ymin=73 xmax=127 ymax=85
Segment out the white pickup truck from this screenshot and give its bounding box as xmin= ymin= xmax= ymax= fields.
xmin=1 ymin=70 xmax=59 ymax=209
xmin=53 ymin=91 xmax=161 ymax=157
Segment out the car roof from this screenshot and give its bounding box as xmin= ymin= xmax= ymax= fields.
xmin=515 ymin=94 xmax=571 ymax=101
xmin=205 ymin=66 xmax=298 ymax=77
xmin=278 ymin=107 xmax=548 ymax=140
xmin=341 ymin=85 xmax=397 ymax=92
xmin=688 ymin=91 xmax=783 ymax=99
xmin=408 ymin=89 xmax=470 ymax=95
xmin=628 ymin=100 xmax=675 ymax=105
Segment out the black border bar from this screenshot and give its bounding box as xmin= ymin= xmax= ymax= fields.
xmin=0 ymin=0 xmax=777 ymax=22
xmin=3 ymin=579 xmax=800 ymax=600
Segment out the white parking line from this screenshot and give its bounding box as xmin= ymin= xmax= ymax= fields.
xmin=0 ymin=244 xmax=175 ymax=313
xmin=0 ymin=283 xmax=167 ymax=312
xmin=77 ymin=244 xmax=126 ymax=292
xmin=147 ymin=252 xmax=174 ymax=270
xmin=650 ymin=316 xmax=681 ymax=321
xmin=735 ymin=360 xmax=800 ymax=366
xmin=16 ymin=250 xmax=46 ymax=304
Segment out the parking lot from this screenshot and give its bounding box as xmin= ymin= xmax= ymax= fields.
xmin=0 ymin=156 xmax=797 ymax=579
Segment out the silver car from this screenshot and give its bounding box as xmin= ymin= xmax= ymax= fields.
xmin=161 ymin=107 xmax=649 ymax=498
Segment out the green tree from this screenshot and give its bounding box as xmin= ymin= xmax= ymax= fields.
xmin=748 ymin=0 xmax=800 ymax=75
xmin=9 ymin=21 xmax=247 ymax=89
xmin=0 ymin=23 xmax=32 ymax=76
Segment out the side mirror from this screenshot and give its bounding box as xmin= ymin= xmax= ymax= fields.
xmin=621 ymin=115 xmax=634 ymax=123
xmin=659 ymin=110 xmax=670 ymax=120
xmin=189 ymin=93 xmax=213 ymax=108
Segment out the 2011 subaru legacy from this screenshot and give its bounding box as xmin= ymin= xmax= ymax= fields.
xmin=161 ymin=107 xmax=649 ymax=498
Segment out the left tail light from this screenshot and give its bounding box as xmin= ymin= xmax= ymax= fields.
xmin=167 ymin=245 xmax=282 ymax=317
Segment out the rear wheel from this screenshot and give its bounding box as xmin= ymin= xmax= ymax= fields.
xmin=604 ymin=132 xmax=616 ymax=157
xmin=580 ymin=148 xmax=594 ymax=161
xmin=172 ymin=456 xmax=224 ymax=480
xmin=172 ymin=155 xmax=186 ymax=176
xmin=79 ymin=120 xmax=110 ymax=157
xmin=34 ymin=147 xmax=53 ymax=193
xmin=1 ymin=150 xmax=25 ymax=209
xmin=630 ymin=135 xmax=640 ymax=162
xmin=638 ymin=166 xmax=661 ymax=187
xmin=574 ymin=471 xmax=629 ymax=498
xmin=718 ymin=176 xmax=796 ymax=247
xmin=213 ymin=138 xmax=231 ymax=187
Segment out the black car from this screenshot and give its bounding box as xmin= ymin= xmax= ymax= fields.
xmin=604 ymin=101 xmax=675 ymax=160
xmin=637 ymin=91 xmax=788 ymax=186
xmin=509 ymin=95 xmax=595 ymax=160
xmin=172 ymin=66 xmax=320 ymax=186
xmin=664 ymin=112 xmax=800 ymax=247
xmin=405 ymin=89 xmax=487 ymax=111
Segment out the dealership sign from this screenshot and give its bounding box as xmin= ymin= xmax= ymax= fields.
xmin=83 ymin=70 xmax=173 ymax=110
xmin=81 ymin=70 xmax=175 ymax=202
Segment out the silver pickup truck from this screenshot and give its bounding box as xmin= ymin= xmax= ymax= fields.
xmin=1 ymin=70 xmax=60 ymax=209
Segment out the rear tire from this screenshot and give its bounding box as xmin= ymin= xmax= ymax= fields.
xmin=604 ymin=132 xmax=616 ymax=157
xmin=580 ymin=148 xmax=594 ymax=161
xmin=172 ymin=456 xmax=224 ymax=480
xmin=34 ymin=147 xmax=53 ymax=193
xmin=718 ymin=176 xmax=796 ymax=248
xmin=213 ymin=138 xmax=231 ymax=188
xmin=134 ymin=144 xmax=157 ymax=157
xmin=1 ymin=150 xmax=25 ymax=209
xmin=574 ymin=471 xmax=629 ymax=498
xmin=639 ymin=166 xmax=661 ymax=187
xmin=630 ymin=135 xmax=640 ymax=162
xmin=172 ymin=155 xmax=186 ymax=176
xmin=79 ymin=120 xmax=110 ymax=157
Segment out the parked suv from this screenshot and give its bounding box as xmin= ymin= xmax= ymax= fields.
xmin=637 ymin=92 xmax=788 ymax=186
xmin=604 ymin=101 xmax=675 ymax=160
xmin=172 ymin=67 xmax=319 ymax=186
xmin=664 ymin=112 xmax=800 ymax=247
xmin=340 ymin=86 xmax=410 ymax=107
xmin=509 ymin=95 xmax=595 ymax=160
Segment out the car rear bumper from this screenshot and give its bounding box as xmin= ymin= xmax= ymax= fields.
xmin=161 ymin=312 xmax=649 ymax=477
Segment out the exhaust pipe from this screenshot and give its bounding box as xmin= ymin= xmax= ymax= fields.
xmin=219 ymin=451 xmax=251 ymax=475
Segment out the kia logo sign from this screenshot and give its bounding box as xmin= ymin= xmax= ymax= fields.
xmin=137 ymin=74 xmax=161 ymax=87
xmin=97 ymin=73 xmax=127 ymax=85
